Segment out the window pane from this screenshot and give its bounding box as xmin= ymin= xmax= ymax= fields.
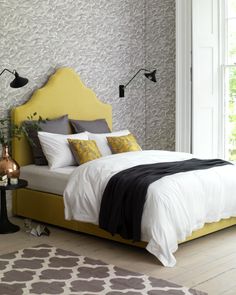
xmin=228 ymin=0 xmax=236 ymax=18
xmin=227 ymin=19 xmax=236 ymax=64
xmin=225 ymin=67 xmax=236 ymax=160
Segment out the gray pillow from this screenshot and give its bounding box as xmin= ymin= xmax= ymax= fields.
xmin=70 ymin=119 xmax=111 ymax=134
xmin=24 ymin=115 xmax=69 ymax=165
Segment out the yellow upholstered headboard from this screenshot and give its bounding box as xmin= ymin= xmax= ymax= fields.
xmin=12 ymin=67 xmax=112 ymax=166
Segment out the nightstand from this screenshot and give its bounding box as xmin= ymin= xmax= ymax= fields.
xmin=0 ymin=179 xmax=28 ymax=234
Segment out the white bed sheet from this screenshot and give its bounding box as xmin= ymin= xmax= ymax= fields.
xmin=21 ymin=165 xmax=76 ymax=195
xmin=63 ymin=150 xmax=236 ymax=267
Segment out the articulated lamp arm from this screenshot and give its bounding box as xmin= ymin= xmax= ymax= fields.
xmin=119 ymin=68 xmax=156 ymax=97
xmin=0 ymin=68 xmax=15 ymax=77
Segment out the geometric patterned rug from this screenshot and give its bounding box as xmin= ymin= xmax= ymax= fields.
xmin=0 ymin=244 xmax=207 ymax=295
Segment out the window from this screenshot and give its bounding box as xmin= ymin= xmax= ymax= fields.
xmin=176 ymin=0 xmax=236 ymax=158
xmin=224 ymin=0 xmax=236 ymax=160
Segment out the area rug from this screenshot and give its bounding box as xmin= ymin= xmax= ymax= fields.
xmin=0 ymin=244 xmax=206 ymax=295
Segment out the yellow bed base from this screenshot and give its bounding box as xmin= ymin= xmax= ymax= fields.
xmin=12 ymin=67 xmax=236 ymax=249
xmin=12 ymin=188 xmax=236 ymax=247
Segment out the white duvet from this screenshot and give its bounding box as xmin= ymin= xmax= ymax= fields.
xmin=64 ymin=150 xmax=236 ymax=267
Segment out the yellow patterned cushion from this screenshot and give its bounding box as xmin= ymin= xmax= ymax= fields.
xmin=68 ymin=139 xmax=102 ymax=164
xmin=107 ymin=134 xmax=141 ymax=154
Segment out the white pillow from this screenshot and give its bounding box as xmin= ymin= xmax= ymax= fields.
xmin=38 ymin=131 xmax=88 ymax=169
xmin=87 ymin=130 xmax=130 ymax=156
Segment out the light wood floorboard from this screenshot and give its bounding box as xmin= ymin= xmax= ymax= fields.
xmin=1 ymin=217 xmax=236 ymax=294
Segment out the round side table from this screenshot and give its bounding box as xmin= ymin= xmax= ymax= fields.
xmin=0 ymin=179 xmax=28 ymax=234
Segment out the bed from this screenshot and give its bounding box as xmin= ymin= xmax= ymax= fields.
xmin=12 ymin=67 xmax=236 ymax=266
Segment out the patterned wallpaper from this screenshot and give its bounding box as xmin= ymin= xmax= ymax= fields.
xmin=0 ymin=0 xmax=175 ymax=152
xmin=146 ymin=0 xmax=176 ymax=150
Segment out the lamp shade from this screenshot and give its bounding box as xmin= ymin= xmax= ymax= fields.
xmin=10 ymin=71 xmax=28 ymax=88
xmin=144 ymin=70 xmax=157 ymax=82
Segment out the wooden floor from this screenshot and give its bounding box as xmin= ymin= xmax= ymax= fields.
xmin=1 ymin=217 xmax=236 ymax=294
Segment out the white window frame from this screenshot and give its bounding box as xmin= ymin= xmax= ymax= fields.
xmin=219 ymin=0 xmax=225 ymax=158
xmin=176 ymin=0 xmax=225 ymax=158
xmin=175 ymin=0 xmax=192 ymax=153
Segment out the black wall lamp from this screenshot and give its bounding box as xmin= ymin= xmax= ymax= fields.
xmin=119 ymin=68 xmax=156 ymax=97
xmin=0 ymin=68 xmax=28 ymax=88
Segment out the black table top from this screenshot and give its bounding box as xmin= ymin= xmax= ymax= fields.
xmin=0 ymin=179 xmax=28 ymax=191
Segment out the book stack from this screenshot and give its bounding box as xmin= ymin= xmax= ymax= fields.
xmin=0 ymin=175 xmax=8 ymax=186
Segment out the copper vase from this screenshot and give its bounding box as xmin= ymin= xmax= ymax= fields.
xmin=0 ymin=145 xmax=20 ymax=178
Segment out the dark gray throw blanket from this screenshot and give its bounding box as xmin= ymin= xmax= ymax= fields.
xmin=99 ymin=158 xmax=231 ymax=241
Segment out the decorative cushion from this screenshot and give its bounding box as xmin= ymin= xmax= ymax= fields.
xmin=38 ymin=131 xmax=88 ymax=169
xmin=107 ymin=134 xmax=141 ymax=154
xmin=87 ymin=130 xmax=130 ymax=157
xmin=70 ymin=119 xmax=111 ymax=134
xmin=23 ymin=115 xmax=69 ymax=165
xmin=68 ymin=139 xmax=102 ymax=164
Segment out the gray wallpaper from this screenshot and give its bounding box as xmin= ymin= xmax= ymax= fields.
xmin=146 ymin=0 xmax=176 ymax=150
xmin=0 ymin=0 xmax=175 ymax=152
